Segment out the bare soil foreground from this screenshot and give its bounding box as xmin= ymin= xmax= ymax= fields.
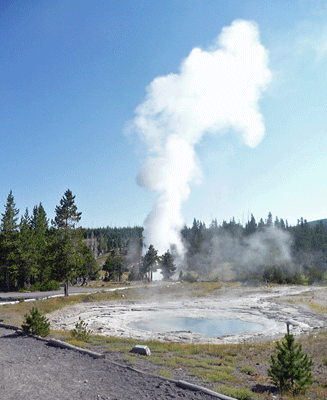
xmin=0 ymin=327 xmax=217 ymax=400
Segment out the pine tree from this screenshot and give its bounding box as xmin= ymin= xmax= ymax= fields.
xmin=266 ymin=212 xmax=273 ymax=227
xmin=52 ymin=190 xmax=83 ymax=295
xmin=78 ymin=243 xmax=99 ymax=284
xmin=1 ymin=190 xmax=19 ymax=235
xmin=0 ymin=191 xmax=20 ymax=290
xmin=160 ymin=250 xmax=176 ymax=280
xmin=103 ymin=249 xmax=124 ymax=282
xmin=189 ymin=218 xmax=201 ymax=256
xmin=244 ymin=214 xmax=257 ymax=236
xmin=268 ymin=323 xmax=314 ymax=395
xmin=30 ymin=203 xmax=51 ymax=283
xmin=53 ymin=189 xmax=81 ymax=229
xmin=257 ymin=218 xmax=265 ymax=232
xmin=140 ymin=245 xmax=158 ymax=281
xmin=17 ymin=208 xmax=34 ymax=288
xmin=22 ymin=307 xmax=50 ymax=337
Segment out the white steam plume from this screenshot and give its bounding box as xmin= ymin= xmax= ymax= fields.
xmin=129 ymin=20 xmax=271 ymax=255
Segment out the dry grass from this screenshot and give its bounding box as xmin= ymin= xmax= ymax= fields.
xmin=154 ymin=368 xmax=174 ymax=379
xmin=307 ymin=302 xmax=327 ymax=314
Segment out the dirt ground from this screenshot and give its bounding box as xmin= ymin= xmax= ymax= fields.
xmin=0 ymin=327 xmax=218 ymax=400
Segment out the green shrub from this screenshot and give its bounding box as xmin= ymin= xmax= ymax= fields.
xmin=70 ymin=317 xmax=92 ymax=341
xmin=268 ymin=323 xmax=314 ymax=395
xmin=30 ymin=280 xmax=60 ymax=292
xmin=21 ymin=307 xmax=50 ymax=337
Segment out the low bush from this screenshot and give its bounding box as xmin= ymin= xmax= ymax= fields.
xmin=21 ymin=307 xmax=50 ymax=337
xmin=70 ymin=317 xmax=92 ymax=341
xmin=29 ymin=280 xmax=61 ymax=292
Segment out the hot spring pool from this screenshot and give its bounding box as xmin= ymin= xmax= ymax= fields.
xmin=129 ymin=317 xmax=263 ymax=338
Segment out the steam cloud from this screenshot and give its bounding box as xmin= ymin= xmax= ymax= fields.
xmin=129 ymin=20 xmax=272 ymax=255
xmin=189 ymin=226 xmax=294 ymax=281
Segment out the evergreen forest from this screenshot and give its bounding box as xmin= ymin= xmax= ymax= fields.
xmin=85 ymin=212 xmax=327 ymax=285
xmin=1 ymin=189 xmax=327 ymax=292
xmin=0 ymin=190 xmax=97 ymax=292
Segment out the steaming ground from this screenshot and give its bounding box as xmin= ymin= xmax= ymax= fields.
xmin=47 ymin=283 xmax=327 ymax=343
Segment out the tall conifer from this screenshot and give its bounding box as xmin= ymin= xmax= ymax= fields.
xmin=141 ymin=245 xmax=158 ymax=281
xmin=0 ymin=191 xmax=20 ymax=290
xmin=53 ymin=189 xmax=81 ymax=229
xmin=52 ymin=189 xmax=83 ymax=295
xmin=1 ymin=190 xmax=19 ymax=234
xmin=160 ymin=250 xmax=176 ymax=280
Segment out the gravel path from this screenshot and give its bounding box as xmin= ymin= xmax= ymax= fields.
xmin=0 ymin=327 xmax=219 ymax=400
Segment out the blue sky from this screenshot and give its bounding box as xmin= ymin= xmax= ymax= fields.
xmin=1 ymin=0 xmax=327 ymax=230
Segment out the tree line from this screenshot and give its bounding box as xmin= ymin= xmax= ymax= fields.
xmin=0 ymin=190 xmax=97 ymax=292
xmin=83 ymin=226 xmax=178 ymax=281
xmin=180 ymin=213 xmax=327 ymax=283
xmin=87 ymin=212 xmax=327 ymax=284
xmin=102 ymin=244 xmax=176 ymax=282
xmin=84 ymin=226 xmax=143 ymax=254
xmin=2 ymin=188 xmax=326 ymax=289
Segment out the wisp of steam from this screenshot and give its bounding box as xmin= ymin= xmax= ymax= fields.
xmin=128 ymin=20 xmax=272 ymax=256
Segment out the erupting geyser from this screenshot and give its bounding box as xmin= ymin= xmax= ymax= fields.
xmin=128 ymin=19 xmax=272 ymax=257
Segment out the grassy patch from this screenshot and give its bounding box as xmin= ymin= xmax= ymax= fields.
xmin=155 ymin=368 xmax=174 ymax=379
xmin=188 ymin=281 xmax=224 ymax=297
xmin=66 ymin=338 xmax=92 ymax=349
xmin=307 ymin=302 xmax=327 ymax=314
xmin=214 ymin=385 xmax=257 ymax=400
xmin=240 ymin=365 xmax=254 ymax=374
xmin=191 ymin=366 xmax=234 ymax=382
xmin=122 ymin=354 xmax=136 ymax=365
xmin=87 ymin=335 xmax=140 ymax=353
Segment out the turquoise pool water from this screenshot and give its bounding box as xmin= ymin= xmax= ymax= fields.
xmin=130 ymin=317 xmax=263 ymax=338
